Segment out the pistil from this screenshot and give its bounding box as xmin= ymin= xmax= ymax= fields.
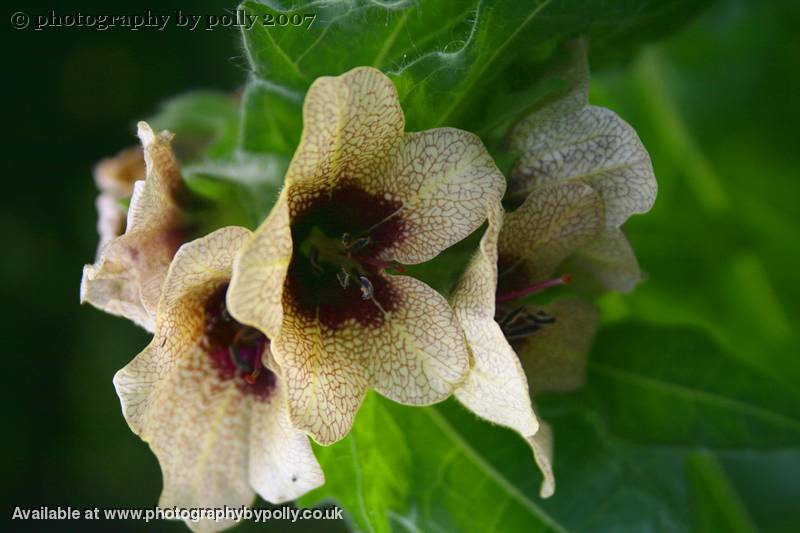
xmin=495 ymin=274 xmax=572 ymax=304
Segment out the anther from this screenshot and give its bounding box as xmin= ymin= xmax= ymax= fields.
xmin=229 ymin=345 xmax=252 ymax=372
xmin=244 ymin=364 xmax=262 ymax=384
xmin=533 ymin=311 xmax=556 ymax=325
xmin=504 ymin=323 xmax=543 ymax=340
xmin=337 ymin=268 xmax=350 ymax=289
xmin=358 ymin=276 xmax=373 ymax=300
xmin=498 ymin=306 xmax=526 ymax=327
xmin=348 ymin=236 xmax=371 ymax=252
xmin=308 ymin=247 xmax=323 ymax=274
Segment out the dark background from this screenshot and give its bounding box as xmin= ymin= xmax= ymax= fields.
xmin=2 ymin=1 xmax=343 ymax=531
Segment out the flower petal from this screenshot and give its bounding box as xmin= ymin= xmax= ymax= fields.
xmin=568 ymin=228 xmax=643 ymax=292
xmin=451 ymin=199 xmax=553 ymax=497
xmin=508 ymin=40 xmax=656 ymax=227
xmin=272 ymin=310 xmax=369 ymax=446
xmin=114 ymin=228 xmax=255 ymax=533
xmin=227 ymin=191 xmax=292 ymax=339
xmin=94 ymin=145 xmax=145 ymax=197
xmin=81 ymin=259 xmax=155 ymax=331
xmin=499 ymin=181 xmax=604 ymax=283
xmin=379 ymin=128 xmax=506 ymax=264
xmin=518 ymin=299 xmax=599 ymax=395
xmin=286 ymin=66 xmax=404 ymax=190
xmin=527 ymin=421 xmax=555 ymax=498
xmin=81 ymin=122 xmax=186 ymax=330
xmin=120 ymin=345 xmax=254 ymax=533
xmin=95 ymin=193 xmax=127 ymax=258
xmin=363 ymin=275 xmax=469 ymax=405
xmin=273 ymin=275 xmax=469 ymax=445
xmin=114 ymin=226 xmax=252 ymax=433
xmin=93 ymin=146 xmax=146 ymax=256
xmin=248 ymin=380 xmax=325 ymax=502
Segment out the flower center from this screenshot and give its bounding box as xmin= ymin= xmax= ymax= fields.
xmin=201 ymin=282 xmax=276 ymax=400
xmin=286 ymin=183 xmax=405 ymax=329
xmin=495 ymin=256 xmax=569 ymax=343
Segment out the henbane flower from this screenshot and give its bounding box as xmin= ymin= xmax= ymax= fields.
xmin=227 ymin=67 xmax=505 ymax=445
xmin=114 ymin=227 xmax=323 ymax=533
xmin=81 ymin=122 xmax=193 ymax=331
xmin=92 ymin=145 xmax=145 ymax=257
xmin=450 ymin=39 xmax=656 ymax=497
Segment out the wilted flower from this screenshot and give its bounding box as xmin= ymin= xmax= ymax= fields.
xmin=227 ymin=67 xmax=505 ymax=445
xmin=450 ymin=39 xmax=656 ymax=497
xmin=114 ymin=227 xmax=323 ymax=533
xmin=92 ymin=145 xmax=146 ymax=256
xmin=81 ymin=122 xmax=193 ymax=331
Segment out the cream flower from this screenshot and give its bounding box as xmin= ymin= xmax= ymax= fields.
xmin=450 ymin=200 xmax=556 ymax=498
xmin=81 ymin=122 xmax=192 ymax=331
xmin=450 ymin=39 xmax=656 ymax=498
xmin=227 ymin=67 xmax=505 ymax=445
xmin=114 ymin=227 xmax=323 ymax=533
xmin=92 ymin=145 xmax=146 ymax=256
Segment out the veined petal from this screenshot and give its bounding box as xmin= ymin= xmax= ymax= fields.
xmin=286 ymin=66 xmax=404 ymax=190
xmin=451 ymin=199 xmax=553 ymax=497
xmin=114 ymin=226 xmax=252 ymax=434
xmin=81 ymin=259 xmax=154 ymax=331
xmin=93 ymin=146 xmax=146 ymax=256
xmin=499 ymin=181 xmax=604 ymax=283
xmin=518 ymin=299 xmax=599 ymax=395
xmin=508 ymin=39 xmax=656 ymax=227
xmin=568 ymin=227 xmax=643 ymax=293
xmin=227 ymin=191 xmax=292 ymax=339
xmin=568 ymin=224 xmax=643 ymax=292
xmin=272 ymin=310 xmax=370 ymax=446
xmin=81 ymin=121 xmax=186 ymax=330
xmin=116 ymin=229 xmax=251 ymax=529
xmin=94 ymin=145 xmax=146 ymax=196
xmin=527 ymin=422 xmax=555 ymax=498
xmin=362 ymin=275 xmax=469 ymax=405
xmin=451 ymin=198 xmax=503 ymax=319
xmin=95 ymin=193 xmax=126 ymax=258
xmin=274 ymin=275 xmax=469 ymax=445
xmin=379 ymin=129 xmax=506 ymax=264
xmin=130 ymin=346 xmax=254 ymax=533
xmin=115 ymin=227 xmax=322 ymax=531
xmin=248 ymin=380 xmax=325 ymax=502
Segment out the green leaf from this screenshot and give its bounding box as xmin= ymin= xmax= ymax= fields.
xmin=300 ymin=393 xmax=565 ymax=533
xmin=688 ymin=451 xmax=758 ymax=533
xmin=238 ymin=0 xmax=706 ymax=156
xmin=147 ymin=90 xmax=240 ymax=161
xmin=558 ymin=323 xmax=800 ymax=449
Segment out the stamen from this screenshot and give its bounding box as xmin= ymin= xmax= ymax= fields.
xmin=244 ymin=364 xmax=262 ymax=384
xmin=504 ymin=323 xmax=543 ymax=340
xmin=308 ymin=247 xmax=323 ymax=274
xmin=348 ymin=236 xmax=371 ymax=252
xmin=337 ymin=268 xmax=350 ymax=289
xmin=498 ymin=306 xmax=526 ymax=327
xmin=495 ymin=274 xmax=572 ymax=304
xmin=533 ymin=311 xmax=556 ymax=324
xmin=229 ymin=345 xmax=252 ymax=372
xmin=358 ymin=276 xmax=373 ymax=300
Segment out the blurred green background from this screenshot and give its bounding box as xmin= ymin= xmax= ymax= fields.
xmin=2 ymin=0 xmax=798 ymax=531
